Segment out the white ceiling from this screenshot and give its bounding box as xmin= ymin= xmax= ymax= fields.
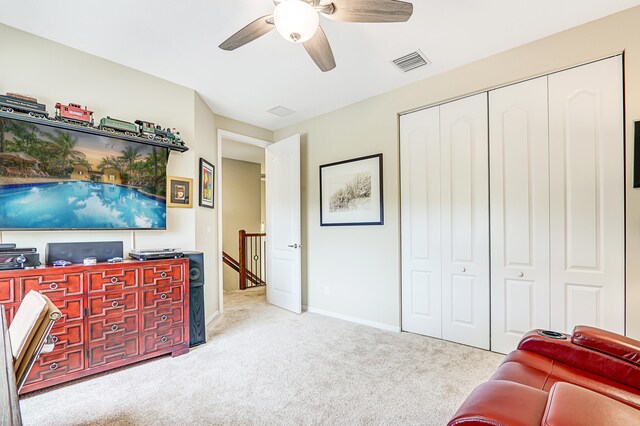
xmin=1 ymin=1 xmax=639 ymax=131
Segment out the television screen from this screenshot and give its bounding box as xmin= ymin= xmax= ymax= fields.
xmin=0 ymin=116 xmax=168 ymax=230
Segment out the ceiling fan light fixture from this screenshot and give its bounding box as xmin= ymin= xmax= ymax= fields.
xmin=274 ymin=0 xmax=319 ymax=43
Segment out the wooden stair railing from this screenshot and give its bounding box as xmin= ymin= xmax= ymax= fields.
xmin=222 ymin=251 xmax=239 ymax=272
xmin=223 ymin=230 xmax=267 ymax=290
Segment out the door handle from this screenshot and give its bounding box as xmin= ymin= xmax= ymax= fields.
xmin=287 ymin=244 xmax=299 ymax=249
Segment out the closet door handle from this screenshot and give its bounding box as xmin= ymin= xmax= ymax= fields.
xmin=461 ymin=267 xmax=467 ymax=273
xmin=518 ymin=272 xmax=524 ymax=278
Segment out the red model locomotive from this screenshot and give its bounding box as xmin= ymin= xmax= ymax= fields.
xmin=55 ymin=102 xmax=94 ymax=126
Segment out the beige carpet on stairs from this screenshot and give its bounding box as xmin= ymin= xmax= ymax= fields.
xmin=19 ymin=287 xmax=503 ymax=425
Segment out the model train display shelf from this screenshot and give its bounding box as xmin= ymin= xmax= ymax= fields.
xmin=0 ymin=92 xmax=188 ymax=153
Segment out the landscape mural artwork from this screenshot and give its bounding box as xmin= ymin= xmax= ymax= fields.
xmin=0 ymin=117 xmax=168 ymax=229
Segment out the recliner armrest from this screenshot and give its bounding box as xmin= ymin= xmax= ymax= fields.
xmin=448 ymin=380 xmax=548 ymax=426
xmin=518 ymin=329 xmax=640 ymax=390
xmin=573 ymin=326 xmax=640 ymax=366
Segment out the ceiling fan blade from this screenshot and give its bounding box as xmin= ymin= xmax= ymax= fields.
xmin=303 ymin=26 xmax=336 ymax=72
xmin=219 ymin=15 xmax=275 ymax=51
xmin=322 ymin=0 xmax=413 ymax=23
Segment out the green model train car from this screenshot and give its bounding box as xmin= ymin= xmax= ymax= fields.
xmin=99 ymin=116 xmax=138 ymax=136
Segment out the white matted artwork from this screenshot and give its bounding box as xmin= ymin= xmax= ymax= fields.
xmin=319 ymin=153 xmax=383 ymax=226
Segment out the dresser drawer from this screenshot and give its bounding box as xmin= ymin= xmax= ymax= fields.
xmin=24 ymin=348 xmax=84 ymax=385
xmin=88 ymin=291 xmax=138 ymax=317
xmin=142 ymin=325 xmax=185 ymax=354
xmin=87 ymin=312 xmax=139 ymax=368
xmin=48 ymin=318 xmax=84 ymax=353
xmin=21 ymin=273 xmax=83 ymax=300
xmin=0 ymin=277 xmax=16 ymax=303
xmin=141 ymin=305 xmax=184 ymax=332
xmin=58 ymin=295 xmax=84 ymax=316
xmin=5 ymin=298 xmax=83 ymax=328
xmin=88 ymin=312 xmax=138 ymax=344
xmin=141 ymin=264 xmax=184 ymax=287
xmin=88 ymin=335 xmax=139 ymax=368
xmin=3 ymin=303 xmax=17 ymax=324
xmin=141 ymin=285 xmax=183 ymax=309
xmin=87 ymin=268 xmax=138 ymax=293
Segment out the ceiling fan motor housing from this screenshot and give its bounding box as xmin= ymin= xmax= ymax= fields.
xmin=274 ymin=0 xmax=320 ymax=43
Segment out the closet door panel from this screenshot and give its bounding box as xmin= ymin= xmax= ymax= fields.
xmin=549 ymin=56 xmax=624 ymax=334
xmin=441 ymin=93 xmax=490 ymax=350
xmin=489 ymin=77 xmax=550 ymax=354
xmin=400 ymin=107 xmax=442 ymax=337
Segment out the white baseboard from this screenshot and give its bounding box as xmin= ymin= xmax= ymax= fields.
xmin=302 ymin=305 xmax=400 ymax=333
xmin=206 ymin=310 xmax=220 ymax=325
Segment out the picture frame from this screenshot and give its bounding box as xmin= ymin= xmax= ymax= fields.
xmin=167 ymin=176 xmax=193 ymax=208
xmin=634 ymin=121 xmax=640 ymax=188
xmin=319 ymin=153 xmax=383 ymax=226
xmin=199 ymin=158 xmax=215 ymax=208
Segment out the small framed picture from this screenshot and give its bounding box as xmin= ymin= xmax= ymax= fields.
xmin=320 ymin=153 xmax=384 ymax=226
xmin=167 ymin=176 xmax=193 ymax=208
xmin=199 ymin=158 xmax=215 ymax=208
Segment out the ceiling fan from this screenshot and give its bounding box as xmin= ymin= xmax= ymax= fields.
xmin=219 ymin=0 xmax=414 ymax=72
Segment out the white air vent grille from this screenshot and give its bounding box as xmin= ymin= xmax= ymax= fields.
xmin=392 ymin=50 xmax=430 ymax=72
xmin=268 ymin=105 xmax=295 ymax=117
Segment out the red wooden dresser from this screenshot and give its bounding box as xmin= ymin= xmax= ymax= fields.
xmin=0 ymin=258 xmax=189 ymax=394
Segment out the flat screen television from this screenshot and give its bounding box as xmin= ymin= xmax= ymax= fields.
xmin=0 ymin=116 xmax=168 ymax=230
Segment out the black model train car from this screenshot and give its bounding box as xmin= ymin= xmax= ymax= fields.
xmin=0 ymin=93 xmax=49 ymax=118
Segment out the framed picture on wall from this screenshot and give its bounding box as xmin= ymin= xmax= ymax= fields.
xmin=319 ymin=153 xmax=384 ymax=226
xmin=199 ymin=158 xmax=215 ymax=208
xmin=167 ymin=176 xmax=193 ymax=208
xmin=635 ymin=121 xmax=640 ymax=188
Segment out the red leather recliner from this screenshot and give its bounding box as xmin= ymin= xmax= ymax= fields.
xmin=449 ymin=326 xmax=640 ymax=425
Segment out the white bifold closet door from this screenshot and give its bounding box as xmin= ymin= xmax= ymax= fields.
xmin=489 ymin=77 xmax=550 ymax=354
xmin=400 ymin=106 xmax=442 ymax=338
xmin=548 ymin=56 xmax=624 ymax=334
xmin=440 ymin=93 xmax=490 ymax=350
xmin=401 ymin=93 xmax=490 ymax=350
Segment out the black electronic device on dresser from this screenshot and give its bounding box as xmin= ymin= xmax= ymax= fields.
xmin=183 ymin=251 xmax=206 ymax=347
xmin=45 ymin=241 xmax=123 ymax=265
xmin=0 ymin=244 xmax=41 ymax=270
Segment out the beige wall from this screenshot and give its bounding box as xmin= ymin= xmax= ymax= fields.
xmin=275 ymin=6 xmax=640 ymax=337
xmin=0 ymin=24 xmax=224 ymax=319
xmin=221 ymin=158 xmax=262 ymax=291
xmin=194 ymin=93 xmax=219 ymax=319
xmin=214 ymin=114 xmax=274 ymax=143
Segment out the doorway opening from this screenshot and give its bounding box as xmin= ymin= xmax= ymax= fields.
xmin=217 ymin=130 xmax=271 ymax=313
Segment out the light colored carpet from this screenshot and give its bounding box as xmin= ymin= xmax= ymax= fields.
xmin=20 ymin=287 xmax=503 ymax=425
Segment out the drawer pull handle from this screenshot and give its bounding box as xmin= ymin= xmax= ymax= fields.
xmin=160 ymin=294 xmax=167 ymax=300
xmin=161 ymin=336 xmax=168 ymax=343
xmin=160 ymin=272 xmax=168 ymax=279
xmin=161 ymin=315 xmax=168 ymax=321
xmin=50 ymin=363 xmax=59 ymax=371
xmin=49 ymin=282 xmax=59 ymax=290
xmin=111 ymin=301 xmax=119 ymax=308
xmin=52 ymin=336 xmax=59 ymax=343
xmin=111 ymin=277 xmax=119 ymax=284
xmin=111 ymin=324 xmax=119 ymax=332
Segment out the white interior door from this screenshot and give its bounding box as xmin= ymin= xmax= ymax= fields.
xmin=400 ymin=106 xmax=442 ymax=338
xmin=549 ymin=56 xmax=625 ymax=334
xmin=440 ymin=93 xmax=490 ymax=350
xmin=266 ymin=134 xmax=302 ymax=314
xmin=489 ymin=77 xmax=550 ymax=354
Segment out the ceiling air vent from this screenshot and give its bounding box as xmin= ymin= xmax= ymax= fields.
xmin=392 ymin=50 xmax=431 ymax=73
xmin=268 ymin=105 xmax=295 ymax=117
